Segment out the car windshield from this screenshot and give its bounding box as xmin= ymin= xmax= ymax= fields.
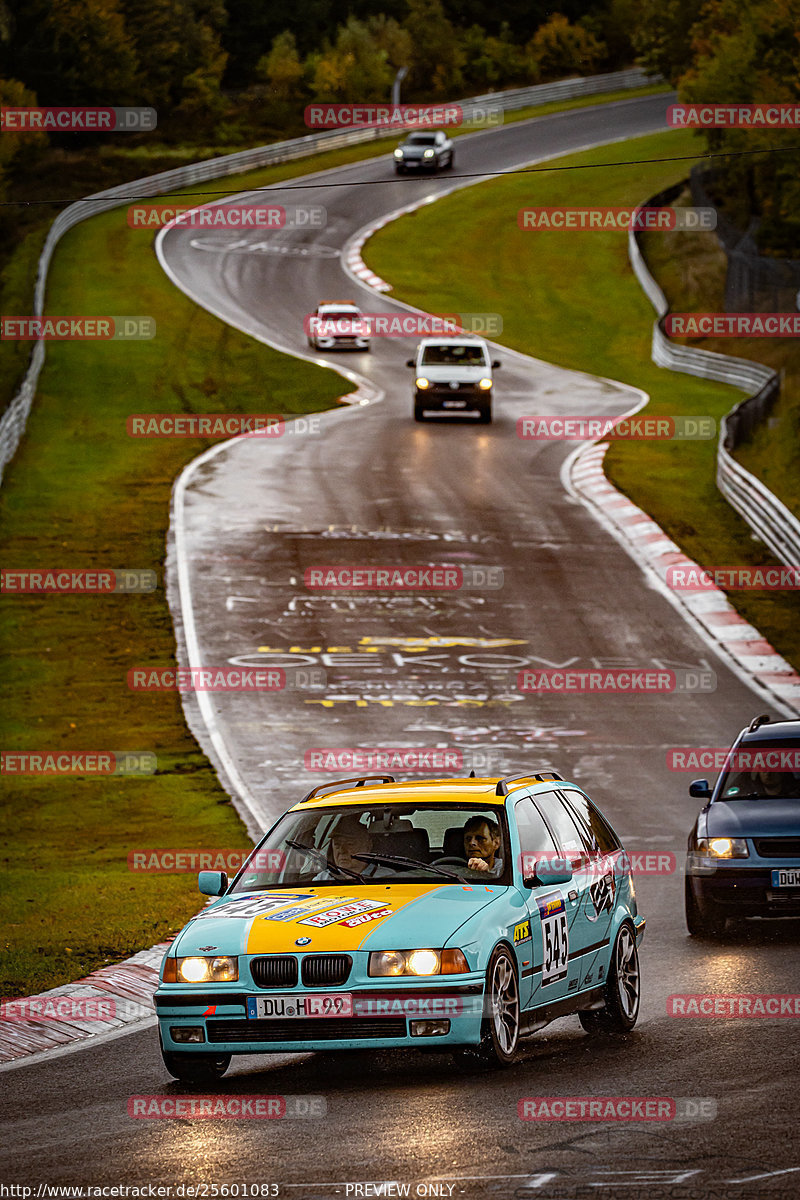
xmin=405 ymin=134 xmax=437 ymax=145
xmin=421 ymin=345 xmax=487 ymax=366
xmin=319 ymin=309 xmax=359 ymax=320
xmin=719 ymin=739 xmax=800 ymax=799
xmin=230 ymin=803 xmax=511 ymax=889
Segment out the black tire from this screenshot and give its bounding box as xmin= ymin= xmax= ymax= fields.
xmin=447 ymin=151 xmax=455 ymax=170
xmin=476 ymin=403 xmax=492 ymax=424
xmin=578 ymin=921 xmax=640 ymax=1034
xmin=414 ymin=398 xmax=426 ymax=422
xmin=685 ymin=878 xmax=727 ymax=938
xmin=161 ymin=1042 xmax=231 ymax=1085
xmin=395 ymin=165 xmax=405 ymax=175
xmin=456 ymin=945 xmax=520 ymax=1068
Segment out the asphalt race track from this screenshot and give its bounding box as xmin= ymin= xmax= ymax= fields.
xmin=2 ymin=94 xmax=799 ymax=1200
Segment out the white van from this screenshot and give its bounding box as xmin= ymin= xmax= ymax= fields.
xmin=407 ymin=336 xmax=500 ymax=423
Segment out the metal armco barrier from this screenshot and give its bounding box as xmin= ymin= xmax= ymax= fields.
xmin=628 ymin=185 xmax=800 ymax=568
xmin=0 ymin=68 xmax=656 ymax=486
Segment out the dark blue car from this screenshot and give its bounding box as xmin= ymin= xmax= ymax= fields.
xmin=685 ymin=715 xmax=800 ymax=936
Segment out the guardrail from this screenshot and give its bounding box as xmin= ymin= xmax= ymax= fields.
xmin=0 ymin=67 xmax=657 ymax=487
xmin=628 ymin=184 xmax=800 ymax=567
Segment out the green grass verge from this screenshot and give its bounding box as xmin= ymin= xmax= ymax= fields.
xmin=0 ymin=185 xmax=353 ymax=999
xmin=640 ymin=195 xmax=800 ymax=519
xmin=363 ymin=129 xmax=800 ymax=672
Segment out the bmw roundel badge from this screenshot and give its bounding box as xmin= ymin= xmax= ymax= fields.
xmin=295 ymin=936 xmax=312 ymax=946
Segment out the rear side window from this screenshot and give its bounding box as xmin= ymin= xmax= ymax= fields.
xmin=533 ymin=790 xmax=590 ymax=865
xmin=560 ymin=789 xmax=620 ymax=854
xmin=515 ymin=797 xmax=559 ymax=863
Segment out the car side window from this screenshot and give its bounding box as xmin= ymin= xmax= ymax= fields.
xmin=559 ymin=790 xmax=620 ymax=854
xmin=533 ymin=790 xmax=591 ymax=866
xmin=515 ymin=796 xmax=559 ymax=862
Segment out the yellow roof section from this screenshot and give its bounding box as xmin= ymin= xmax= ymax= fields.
xmin=291 ymin=777 xmax=543 ymax=810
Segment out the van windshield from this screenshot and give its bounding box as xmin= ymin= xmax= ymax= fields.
xmin=421 ymin=345 xmax=487 ymax=366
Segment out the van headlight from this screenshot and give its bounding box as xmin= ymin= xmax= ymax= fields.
xmin=478 ymin=378 xmax=492 ymax=390
xmin=415 ymin=377 xmax=430 ymax=389
xmin=696 ymin=837 xmax=749 ymax=859
xmin=394 ymin=149 xmax=404 ymax=159
xmin=423 ymin=149 xmax=435 ymax=158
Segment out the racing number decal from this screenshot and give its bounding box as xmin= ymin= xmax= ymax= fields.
xmin=536 ymin=892 xmax=569 ymax=986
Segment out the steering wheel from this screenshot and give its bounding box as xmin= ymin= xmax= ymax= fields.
xmin=430 ymin=856 xmax=469 ymax=867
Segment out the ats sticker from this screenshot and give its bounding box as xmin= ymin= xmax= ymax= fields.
xmin=513 ymin=920 xmax=531 ymax=944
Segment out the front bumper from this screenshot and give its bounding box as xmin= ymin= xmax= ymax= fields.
xmin=687 ymin=857 xmax=800 ymax=916
xmin=415 ymin=385 xmax=490 ymax=413
xmin=155 ymin=979 xmax=485 ymax=1054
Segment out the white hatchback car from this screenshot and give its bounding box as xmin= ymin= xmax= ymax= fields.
xmin=407 ymin=336 xmax=500 ymax=423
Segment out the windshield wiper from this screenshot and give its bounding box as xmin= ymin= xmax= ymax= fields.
xmin=352 ymin=853 xmax=466 ymax=881
xmin=284 ymin=838 xmax=363 ymax=881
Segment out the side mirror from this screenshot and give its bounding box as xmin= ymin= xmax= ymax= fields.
xmin=689 ymin=779 xmax=712 ymax=799
xmin=198 ymin=870 xmax=228 ymax=896
xmin=491 ymin=360 xmax=501 ymax=368
xmin=406 ymin=359 xmax=415 ymax=368
xmin=522 ymin=857 xmax=573 ymax=888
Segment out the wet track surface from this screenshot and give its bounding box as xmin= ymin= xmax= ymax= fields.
xmin=3 ymin=94 xmax=799 ymax=1198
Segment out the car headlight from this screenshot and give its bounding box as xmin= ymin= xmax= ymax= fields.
xmin=477 ymin=378 xmax=492 ymax=390
xmin=423 ymin=149 xmax=435 ymax=158
xmin=415 ymin=377 xmax=430 ymax=389
xmin=369 ymin=948 xmax=469 ymax=977
xmin=176 ymin=955 xmax=238 ymax=983
xmin=394 ymin=149 xmax=404 ymax=159
xmin=696 ymin=837 xmax=749 ymax=859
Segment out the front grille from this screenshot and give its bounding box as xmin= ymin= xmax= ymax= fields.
xmin=755 ymin=838 xmax=800 ymax=858
xmin=302 ymin=954 xmax=352 ymax=987
xmin=155 ymin=992 xmax=246 ymax=1010
xmin=250 ymin=956 xmax=298 ymax=988
xmin=207 ymin=1018 xmax=406 ymax=1043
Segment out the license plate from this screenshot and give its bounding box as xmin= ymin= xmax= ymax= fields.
xmin=443 ymin=400 xmax=466 ymax=408
xmin=246 ymin=993 xmax=353 ymax=1019
xmin=771 ymin=869 xmax=800 ymax=887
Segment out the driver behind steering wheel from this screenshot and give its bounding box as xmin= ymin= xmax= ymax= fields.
xmin=463 ymin=815 xmax=504 ymax=877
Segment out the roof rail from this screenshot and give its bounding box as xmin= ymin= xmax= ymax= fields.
xmin=495 ymin=770 xmax=563 ymax=797
xmin=300 ymin=775 xmax=396 ymax=804
xmin=748 ymin=713 xmax=772 ymax=732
